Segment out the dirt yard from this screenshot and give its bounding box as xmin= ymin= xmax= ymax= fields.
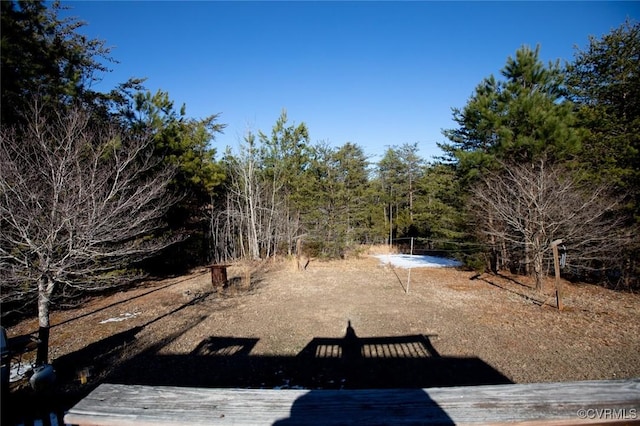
xmin=4 ymin=252 xmax=640 ymax=420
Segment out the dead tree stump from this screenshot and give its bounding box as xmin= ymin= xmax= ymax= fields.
xmin=207 ymin=265 xmax=229 ymax=288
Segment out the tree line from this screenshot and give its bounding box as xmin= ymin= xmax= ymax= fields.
xmin=1 ymin=1 xmax=638 ymax=363
xmin=440 ymin=29 xmax=639 ymax=290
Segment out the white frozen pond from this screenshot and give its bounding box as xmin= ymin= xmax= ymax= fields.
xmin=373 ymin=254 xmax=462 ymax=269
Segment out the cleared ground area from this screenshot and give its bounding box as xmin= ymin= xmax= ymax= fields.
xmin=5 ymin=254 xmax=640 ymax=423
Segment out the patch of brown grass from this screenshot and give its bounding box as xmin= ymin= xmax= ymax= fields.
xmin=360 ymin=244 xmax=398 ymax=255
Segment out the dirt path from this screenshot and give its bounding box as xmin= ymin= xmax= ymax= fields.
xmin=7 ymin=255 xmax=640 ymax=396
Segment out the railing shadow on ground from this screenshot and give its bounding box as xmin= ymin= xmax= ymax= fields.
xmin=5 ymin=304 xmax=513 ymax=425
xmin=99 ymin=320 xmax=511 ymax=391
xmin=65 ymin=321 xmax=512 ymax=425
xmin=5 ymin=319 xmax=512 ymax=425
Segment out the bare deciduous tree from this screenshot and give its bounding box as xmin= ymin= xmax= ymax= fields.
xmin=471 ymin=160 xmax=629 ymax=291
xmin=211 ymin=130 xmax=302 ymax=263
xmin=0 ymin=102 xmax=178 ymax=364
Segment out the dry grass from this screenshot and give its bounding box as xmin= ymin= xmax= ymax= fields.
xmin=6 ymin=255 xmax=640 ymax=399
xmin=360 ymin=244 xmax=398 ymax=255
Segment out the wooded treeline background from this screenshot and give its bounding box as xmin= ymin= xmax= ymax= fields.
xmin=1 ymin=2 xmax=638 ymax=337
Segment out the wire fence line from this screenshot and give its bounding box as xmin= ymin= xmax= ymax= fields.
xmin=390 ymin=237 xmax=484 ymax=255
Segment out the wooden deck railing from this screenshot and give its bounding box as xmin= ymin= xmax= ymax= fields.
xmin=64 ymin=378 xmax=640 ymax=425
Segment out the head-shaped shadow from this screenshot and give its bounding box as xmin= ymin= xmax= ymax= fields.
xmin=273 ymin=388 xmax=455 ymax=425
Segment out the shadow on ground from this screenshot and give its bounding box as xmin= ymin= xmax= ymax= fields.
xmin=273 ymin=388 xmax=456 ymax=425
xmin=4 ymin=291 xmax=511 ymax=425
xmin=4 ymin=321 xmax=512 ymax=424
xmin=102 ymin=320 xmax=511 ymax=390
xmin=472 ymin=272 xmax=553 ymax=307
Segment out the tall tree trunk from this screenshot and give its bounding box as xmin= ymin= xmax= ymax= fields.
xmin=409 ymin=173 xmax=414 ymax=222
xmin=36 ymin=276 xmax=54 ymax=365
xmin=501 ymin=239 xmax=508 ymax=271
xmin=488 ymin=213 xmax=498 ymax=273
xmin=246 ymin=180 xmax=259 ymax=260
xmin=524 ymin=225 xmax=531 ymax=276
xmin=388 ymin=203 xmax=393 ymax=246
xmin=533 ymin=252 xmax=544 ymax=291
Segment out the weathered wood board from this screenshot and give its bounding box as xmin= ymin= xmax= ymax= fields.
xmin=64 ymin=379 xmax=640 ymax=425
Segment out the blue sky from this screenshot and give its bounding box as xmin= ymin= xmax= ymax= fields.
xmin=62 ymin=1 xmax=638 ymax=162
